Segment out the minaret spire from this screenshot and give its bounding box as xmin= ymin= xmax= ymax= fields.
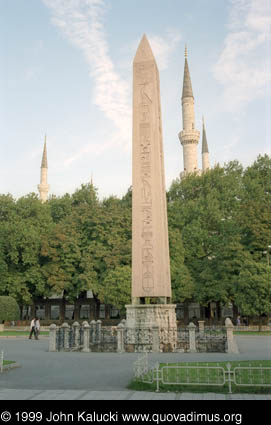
xmin=38 ymin=135 xmax=50 ymax=203
xmin=202 ymin=116 xmax=210 ymax=171
xmin=178 ymin=46 xmax=200 ymax=175
xmin=182 ymin=46 xmax=194 ymax=99
xmin=41 ymin=134 xmax=48 ymax=168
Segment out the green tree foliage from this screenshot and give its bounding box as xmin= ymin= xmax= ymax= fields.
xmin=235 ymin=260 xmax=271 ymax=324
xmin=0 ymin=194 xmax=53 ymax=306
xmin=168 ymin=156 xmax=271 ymax=317
xmin=168 ymin=227 xmax=194 ymax=303
xmin=100 ymin=265 xmax=131 ymax=310
xmin=0 ymin=155 xmax=270 ymax=318
xmin=239 ymin=155 xmax=271 ymax=261
xmin=0 ymin=296 xmax=20 ymax=322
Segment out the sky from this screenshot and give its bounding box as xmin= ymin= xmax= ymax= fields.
xmin=1 ymin=0 xmax=270 ymax=200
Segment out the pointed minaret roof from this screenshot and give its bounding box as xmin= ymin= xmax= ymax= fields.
xmin=41 ymin=135 xmax=48 ymax=168
xmin=134 ymin=34 xmax=156 ymax=64
xmin=202 ymin=117 xmax=209 ymax=153
xmin=182 ymin=46 xmax=194 ymax=99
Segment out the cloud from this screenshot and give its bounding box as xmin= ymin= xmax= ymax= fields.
xmin=213 ymin=0 xmax=271 ymax=110
xmin=63 ymin=140 xmax=111 ymax=167
xmin=148 ymin=30 xmax=181 ymax=71
xmin=42 ymin=1 xmax=181 ymax=166
xmin=43 ymin=0 xmax=131 ymax=153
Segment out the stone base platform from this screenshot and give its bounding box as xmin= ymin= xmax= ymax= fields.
xmin=124 ymin=304 xmax=177 ymax=352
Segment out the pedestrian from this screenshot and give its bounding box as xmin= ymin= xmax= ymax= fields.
xmin=237 ymin=316 xmax=241 ymax=326
xmin=35 ymin=317 xmax=40 ymax=340
xmin=29 ymin=318 xmax=36 ymax=340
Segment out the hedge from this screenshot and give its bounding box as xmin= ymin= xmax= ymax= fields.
xmin=0 ymin=296 xmax=20 ymax=322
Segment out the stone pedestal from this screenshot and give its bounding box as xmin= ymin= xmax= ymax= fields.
xmin=125 ymin=304 xmax=177 ymax=352
xmin=225 ymin=318 xmax=239 ymax=354
xmin=198 ymin=320 xmax=205 ymax=335
xmin=188 ymin=322 xmax=197 ymax=352
xmin=49 ymin=324 xmax=57 ymax=352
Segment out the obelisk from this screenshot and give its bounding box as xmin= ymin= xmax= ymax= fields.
xmin=125 ymin=34 xmax=177 ymax=352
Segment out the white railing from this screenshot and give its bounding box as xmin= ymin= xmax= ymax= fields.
xmin=134 ymin=360 xmax=271 ymax=393
xmin=133 ymin=352 xmax=149 ymax=379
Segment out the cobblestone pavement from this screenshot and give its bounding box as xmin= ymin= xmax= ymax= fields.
xmin=0 ymin=336 xmax=270 ymax=400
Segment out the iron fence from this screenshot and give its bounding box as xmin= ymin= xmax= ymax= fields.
xmin=79 ymin=327 xmax=84 ymax=347
xmin=51 ymin=322 xmax=232 ymax=353
xmin=177 ymin=326 xmax=227 ymax=352
xmin=56 ymin=328 xmax=64 ymax=351
xmin=91 ymin=327 xmax=117 ymax=352
xmin=69 ymin=327 xmax=75 ymax=348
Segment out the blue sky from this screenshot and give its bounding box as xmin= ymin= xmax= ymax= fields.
xmin=1 ymin=0 xmax=270 ymax=200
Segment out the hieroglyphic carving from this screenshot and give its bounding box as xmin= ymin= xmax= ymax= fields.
xmin=137 ymin=64 xmax=154 ymax=294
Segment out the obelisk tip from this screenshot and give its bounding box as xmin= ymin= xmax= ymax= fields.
xmin=134 ymin=33 xmax=155 ymax=63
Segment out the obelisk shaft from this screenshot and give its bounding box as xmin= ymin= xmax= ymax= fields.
xmin=132 ymin=35 xmax=171 ymax=300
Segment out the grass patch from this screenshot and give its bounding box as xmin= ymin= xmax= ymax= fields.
xmin=0 ymin=331 xmax=49 ymax=336
xmin=3 ymin=360 xmax=16 ymax=366
xmin=129 ymin=360 xmax=271 ymax=394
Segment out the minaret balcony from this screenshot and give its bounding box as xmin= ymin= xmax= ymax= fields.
xmin=178 ymin=130 xmax=200 ymax=145
xmin=38 ymin=184 xmax=50 ymax=192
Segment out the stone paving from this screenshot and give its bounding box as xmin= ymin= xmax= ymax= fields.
xmin=0 ymin=388 xmax=270 ymax=400
xmin=0 ymin=335 xmax=270 ymax=400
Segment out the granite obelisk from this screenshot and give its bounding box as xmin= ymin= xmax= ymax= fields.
xmin=132 ymin=34 xmax=171 ymax=302
xmin=125 ymin=34 xmax=177 ymax=352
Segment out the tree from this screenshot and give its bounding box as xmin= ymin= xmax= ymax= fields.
xmin=167 ymin=162 xmax=245 ymax=315
xmin=99 ymin=265 xmax=131 ymax=311
xmin=67 ymin=191 xmax=131 ymax=316
xmin=48 ymin=194 xmax=72 ymax=223
xmin=0 ymin=296 xmax=20 ymax=325
xmin=0 ymin=155 xmax=270 ymax=324
xmin=168 ymin=227 xmax=194 ymax=303
xmin=0 ymin=194 xmax=53 ymax=311
xmin=235 ymin=260 xmax=271 ymax=329
xmin=239 ymin=155 xmax=271 ymax=262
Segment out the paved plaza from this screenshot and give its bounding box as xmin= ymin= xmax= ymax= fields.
xmin=0 ymin=335 xmax=270 ymax=400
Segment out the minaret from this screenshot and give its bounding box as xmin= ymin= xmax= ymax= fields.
xmin=178 ymin=46 xmax=200 ymax=175
xmin=38 ymin=135 xmax=49 ymax=203
xmin=202 ymin=116 xmax=210 ymax=171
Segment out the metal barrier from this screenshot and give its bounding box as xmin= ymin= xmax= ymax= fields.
xmin=233 ymin=366 xmax=271 ymax=388
xmin=134 ymin=357 xmax=271 ymax=393
xmin=133 ymin=352 xmax=149 ymax=378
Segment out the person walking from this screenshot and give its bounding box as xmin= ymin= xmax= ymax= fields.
xmin=29 ymin=318 xmax=36 ymax=340
xmin=35 ymin=318 xmax=40 ymax=340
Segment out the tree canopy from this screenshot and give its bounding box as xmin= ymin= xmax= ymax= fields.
xmin=0 ymin=296 xmax=20 ymax=322
xmin=0 ymin=155 xmax=270 ymax=321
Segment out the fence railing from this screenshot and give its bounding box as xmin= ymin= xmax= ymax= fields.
xmin=133 ymin=355 xmax=271 ymax=393
xmin=49 ymin=318 xmax=238 ymax=354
